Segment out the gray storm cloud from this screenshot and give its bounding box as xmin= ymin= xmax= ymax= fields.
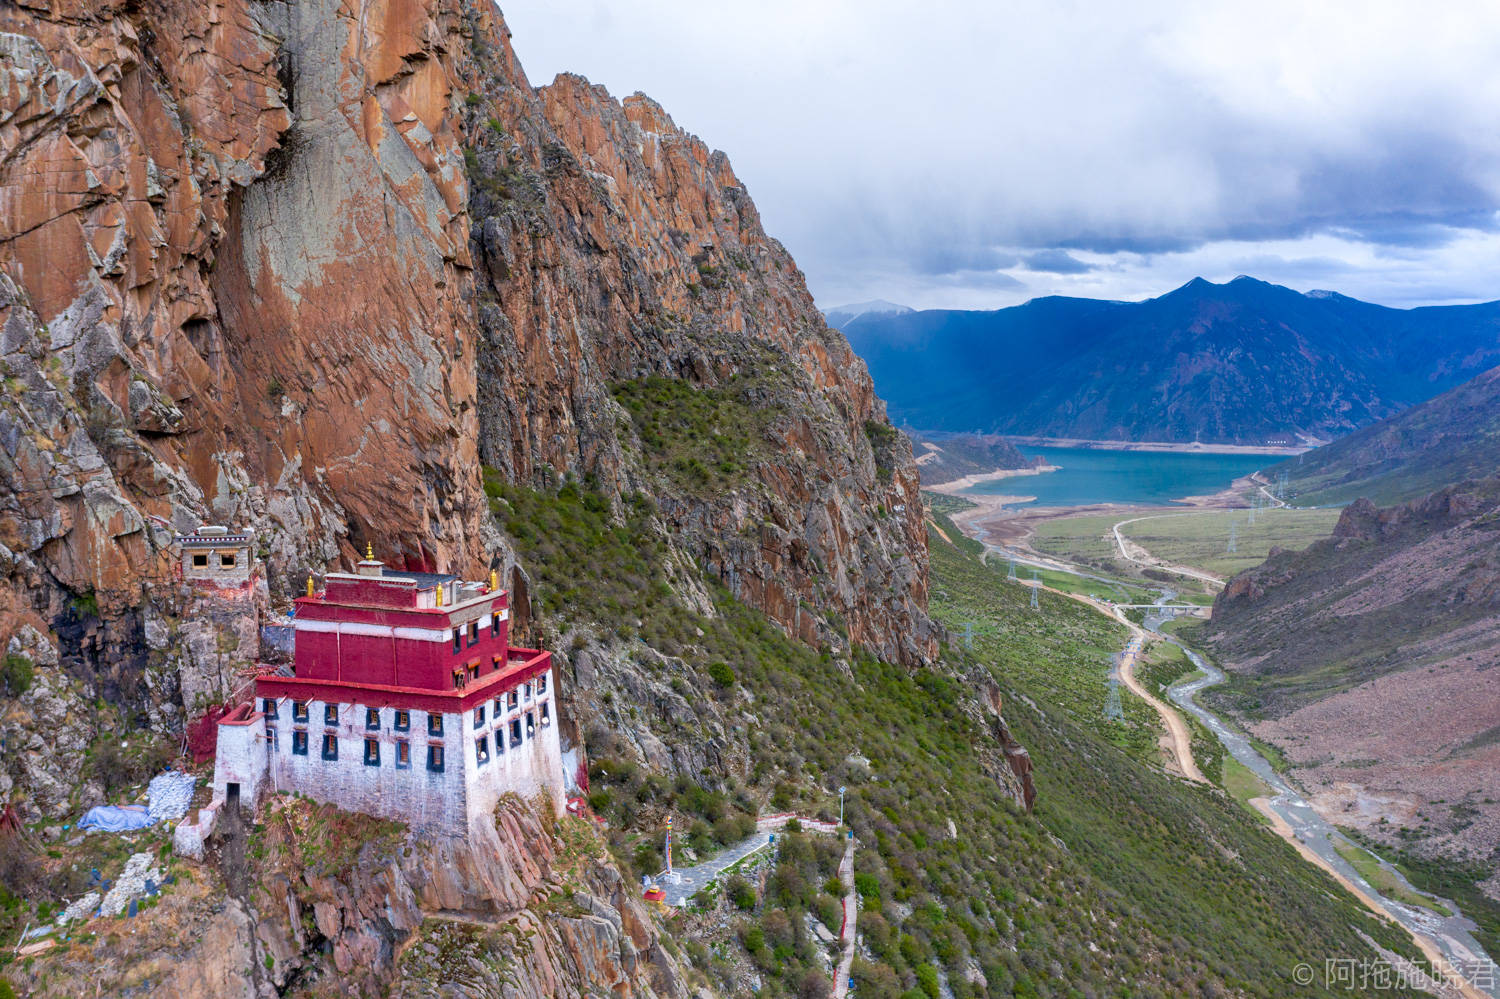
xmin=499 ymin=0 xmax=1500 ymax=309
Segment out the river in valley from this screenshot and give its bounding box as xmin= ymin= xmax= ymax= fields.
xmin=1148 ymin=604 xmax=1499 ymax=997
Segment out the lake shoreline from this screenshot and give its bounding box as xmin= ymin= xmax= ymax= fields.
xmin=1006 ymin=435 xmax=1313 ymax=456
xmin=924 ymin=464 xmax=1060 ymax=494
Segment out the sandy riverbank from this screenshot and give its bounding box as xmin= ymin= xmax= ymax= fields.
xmin=1007 ymin=436 xmax=1313 ymax=457
xmin=924 ymin=464 xmax=1060 ymax=494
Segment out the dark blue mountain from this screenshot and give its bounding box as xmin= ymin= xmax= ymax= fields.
xmin=841 ymin=276 xmax=1500 ymax=444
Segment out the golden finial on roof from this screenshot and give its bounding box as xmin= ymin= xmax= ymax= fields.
xmin=366 ymin=541 xmax=374 ymax=561
xmin=490 ymin=568 xmax=498 ymax=591
xmin=435 ymin=583 xmax=444 ymax=607
xmin=306 ymin=574 xmax=315 ymax=596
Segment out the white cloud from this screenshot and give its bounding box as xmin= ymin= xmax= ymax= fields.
xmin=497 ymin=1 xmax=1500 ymax=309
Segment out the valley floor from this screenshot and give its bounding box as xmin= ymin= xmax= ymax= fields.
xmin=931 ymin=497 xmax=1498 ymax=999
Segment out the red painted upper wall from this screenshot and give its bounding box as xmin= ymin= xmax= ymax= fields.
xmin=291 ymin=567 xmax=513 ymax=692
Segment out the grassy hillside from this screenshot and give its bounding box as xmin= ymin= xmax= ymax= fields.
xmin=1274 ymin=365 xmax=1500 ymax=506
xmin=1203 ymin=479 xmax=1500 ymax=936
xmin=486 ymin=473 xmax=1428 ymax=997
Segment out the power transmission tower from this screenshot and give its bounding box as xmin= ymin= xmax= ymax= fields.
xmin=1104 ymin=678 xmax=1124 ymax=721
xmin=1103 ymin=651 xmax=1124 ymax=721
xmin=1030 ymin=570 xmax=1040 ymax=610
xmin=1227 ymin=521 xmax=1238 ymax=554
xmin=1008 ymin=557 xmax=1017 ymax=581
xmin=1248 ymin=493 xmax=1257 ymax=525
xmin=959 ymin=622 xmax=976 ymax=651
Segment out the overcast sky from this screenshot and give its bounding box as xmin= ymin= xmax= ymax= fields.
xmin=498 ymin=1 xmax=1500 ymax=310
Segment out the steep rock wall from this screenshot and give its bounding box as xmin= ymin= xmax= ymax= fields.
xmin=0 ymin=0 xmax=934 ymax=739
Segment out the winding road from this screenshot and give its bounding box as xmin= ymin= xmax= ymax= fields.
xmin=1110 ymin=513 xmax=1225 ymax=586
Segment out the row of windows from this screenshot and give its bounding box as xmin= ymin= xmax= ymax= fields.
xmin=272 ymin=728 xmax=446 ymax=772
xmin=265 ymin=701 xmax=446 ymax=735
xmin=268 ymin=714 xmax=548 ymax=772
xmin=473 ymin=685 xmax=548 ymax=728
xmin=189 ymin=552 xmax=237 ymax=568
xmin=449 ymin=612 xmax=507 ymax=653
xmin=261 ymin=683 xmax=549 ymax=735
xmin=473 ymin=709 xmax=547 ymax=765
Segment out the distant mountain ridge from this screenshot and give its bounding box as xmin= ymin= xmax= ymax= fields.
xmin=823 ymin=299 xmax=913 ymax=328
xmin=1273 ymin=365 xmax=1500 ymax=506
xmin=842 ymin=276 xmax=1500 ymax=445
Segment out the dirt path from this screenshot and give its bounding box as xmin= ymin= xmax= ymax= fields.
xmin=1114 ymin=625 xmax=1207 ymax=783
xmin=1032 ymin=582 xmax=1207 ymax=783
xmin=926 ymin=518 xmax=954 ymax=545
xmin=832 ymin=835 xmax=857 ymax=999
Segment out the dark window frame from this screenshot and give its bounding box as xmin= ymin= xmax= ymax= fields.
xmin=219 ymin=552 xmax=236 ymax=568
xmin=468 ymin=619 xmax=479 ymax=646
xmin=262 ymin=698 xmax=278 ymax=719
xmin=394 ymin=709 xmax=410 ymax=732
xmin=321 ymin=732 xmax=338 ymax=761
xmin=395 ymin=739 xmax=411 ymax=769
xmin=452 ymin=629 xmax=461 ymax=653
xmin=191 ymin=552 xmax=209 ymax=568
xmin=474 ymin=705 xmax=486 ymax=729
xmin=363 ymin=738 xmax=380 ymax=767
xmin=292 ymin=701 xmax=308 ymax=722
xmin=475 ymin=734 xmax=490 ymax=765
xmin=292 ymin=730 xmax=308 ymax=755
xmin=510 ymin=718 xmax=522 ymax=748
xmin=366 ymin=708 xmax=380 ymax=730
xmin=324 ymin=703 xmax=338 ymax=726
xmin=427 ymin=713 xmax=443 ymax=736
xmin=427 ymin=744 xmax=445 ymax=773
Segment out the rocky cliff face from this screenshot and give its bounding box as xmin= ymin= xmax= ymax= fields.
xmin=0 ymin=0 xmax=932 ymax=763
xmin=0 ymin=2 xmax=935 ymax=991
xmin=6 ymin=794 xmax=684 ymax=999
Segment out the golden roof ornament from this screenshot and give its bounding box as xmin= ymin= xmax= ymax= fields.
xmin=306 ymin=574 xmax=315 ymax=596
xmin=366 ymin=541 xmax=374 ymax=561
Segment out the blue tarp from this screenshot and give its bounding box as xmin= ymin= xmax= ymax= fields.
xmin=77 ymin=804 xmax=153 ymax=832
